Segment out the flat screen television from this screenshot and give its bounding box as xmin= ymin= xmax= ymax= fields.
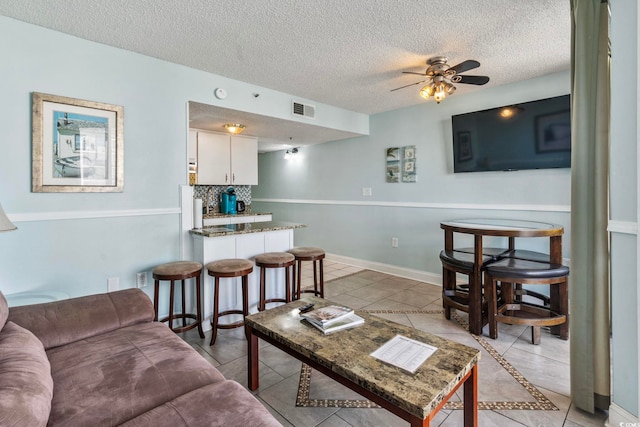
xmin=451 ymin=94 xmax=571 ymax=173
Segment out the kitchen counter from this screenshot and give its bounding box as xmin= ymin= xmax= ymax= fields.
xmin=191 ymin=221 xmax=306 ymax=237
xmin=191 ymin=220 xmax=307 ymax=328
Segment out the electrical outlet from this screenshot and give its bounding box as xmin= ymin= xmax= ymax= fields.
xmin=107 ymin=277 xmax=119 ymax=292
xmin=362 ymin=187 xmax=372 ymax=196
xmin=391 ymin=237 xmax=399 ymax=248
xmin=136 ymin=272 xmax=148 ymax=288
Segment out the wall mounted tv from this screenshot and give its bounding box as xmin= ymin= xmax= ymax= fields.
xmin=451 ymin=94 xmax=571 ymax=173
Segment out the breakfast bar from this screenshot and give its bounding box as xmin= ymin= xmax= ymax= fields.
xmin=190 ymin=221 xmax=306 ymax=330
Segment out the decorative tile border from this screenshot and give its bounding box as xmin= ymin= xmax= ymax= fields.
xmin=295 ymin=272 xmax=559 ymax=412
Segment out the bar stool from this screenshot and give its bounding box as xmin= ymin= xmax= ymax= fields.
xmin=439 ymin=247 xmax=505 ymax=334
xmin=205 ymin=259 xmax=254 ymax=346
xmin=288 ymin=247 xmax=325 ymax=299
xmin=484 ymin=258 xmax=569 ymax=345
xmin=254 ymin=252 xmax=295 ymax=311
xmin=152 ymin=261 xmax=204 ymax=338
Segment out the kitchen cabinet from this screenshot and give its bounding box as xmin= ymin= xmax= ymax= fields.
xmin=195 ymin=130 xmax=258 ymax=185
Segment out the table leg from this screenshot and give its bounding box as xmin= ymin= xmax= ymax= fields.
xmin=469 ymin=235 xmax=483 ymax=335
xmin=247 ymin=325 xmax=259 ymax=391
xmin=444 ymin=229 xmax=453 ymax=251
xmin=463 ymin=364 xmax=478 ymax=426
xmin=549 ymin=235 xmax=563 ymax=336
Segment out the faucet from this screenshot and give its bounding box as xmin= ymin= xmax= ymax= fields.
xmin=205 ymin=187 xmax=214 ymax=215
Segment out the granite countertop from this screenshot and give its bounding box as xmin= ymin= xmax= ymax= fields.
xmin=190 ymin=221 xmax=307 ymax=237
xmin=245 ymin=296 xmax=481 ymax=419
xmin=203 ymin=211 xmax=272 ymax=219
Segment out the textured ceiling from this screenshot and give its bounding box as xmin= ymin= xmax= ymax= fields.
xmin=0 ymin=0 xmax=571 ymax=150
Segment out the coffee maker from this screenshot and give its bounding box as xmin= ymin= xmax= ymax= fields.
xmin=220 ymin=187 xmax=237 ymax=214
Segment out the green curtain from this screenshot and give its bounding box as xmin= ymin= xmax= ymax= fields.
xmin=569 ymin=0 xmax=610 ymax=413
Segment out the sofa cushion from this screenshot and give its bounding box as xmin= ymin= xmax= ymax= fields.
xmin=8 ymin=288 xmax=155 ymax=350
xmin=120 ymin=380 xmax=282 ymax=427
xmin=0 ymin=291 xmax=8 ymax=330
xmin=45 ymin=321 xmax=225 ymax=426
xmin=0 ymin=321 xmax=54 ymax=427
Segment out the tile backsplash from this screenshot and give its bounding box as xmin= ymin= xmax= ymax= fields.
xmin=193 ymin=185 xmax=252 ymax=212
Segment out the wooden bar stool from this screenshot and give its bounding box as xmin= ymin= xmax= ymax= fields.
xmin=254 ymin=252 xmax=295 ymax=311
xmin=439 ymin=248 xmax=504 ymax=331
xmin=485 ymin=258 xmax=569 ymax=345
xmin=288 ymin=247 xmax=325 ymax=299
xmin=205 ymin=259 xmax=254 ymax=345
xmin=152 ymin=261 xmax=204 ymax=338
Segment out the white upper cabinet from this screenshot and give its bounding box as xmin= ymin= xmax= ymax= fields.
xmin=230 ymin=135 xmax=258 ymax=185
xmin=195 ymin=131 xmax=258 ymax=185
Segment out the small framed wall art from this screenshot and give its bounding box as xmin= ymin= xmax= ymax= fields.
xmin=386 ymin=145 xmax=417 ymax=183
xmin=32 ymin=92 xmax=124 ymax=192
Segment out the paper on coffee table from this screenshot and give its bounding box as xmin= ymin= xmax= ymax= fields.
xmin=370 ymin=335 xmax=438 ymax=373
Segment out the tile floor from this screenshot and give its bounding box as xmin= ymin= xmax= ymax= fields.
xmin=180 ymin=260 xmax=608 ymax=426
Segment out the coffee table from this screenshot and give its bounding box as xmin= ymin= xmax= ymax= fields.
xmin=245 ymin=297 xmax=481 ymax=426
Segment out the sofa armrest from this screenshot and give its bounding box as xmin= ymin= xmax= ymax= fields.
xmin=7 ymin=289 xmax=155 ymax=350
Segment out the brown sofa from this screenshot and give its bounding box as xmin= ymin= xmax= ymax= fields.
xmin=0 ymin=288 xmax=281 ymax=427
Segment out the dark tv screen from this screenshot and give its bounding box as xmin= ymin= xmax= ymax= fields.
xmin=452 ymin=95 xmax=571 ymax=173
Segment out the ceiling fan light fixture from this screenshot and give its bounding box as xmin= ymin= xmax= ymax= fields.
xmin=223 ymin=123 xmax=246 ymax=134
xmin=419 ymin=83 xmax=435 ymax=100
xmin=444 ymin=82 xmax=456 ymax=94
xmin=393 ymin=56 xmax=489 ymax=105
xmin=433 ymin=83 xmax=447 ymax=104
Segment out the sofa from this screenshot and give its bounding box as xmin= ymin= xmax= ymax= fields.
xmin=0 ymin=288 xmax=281 ymax=426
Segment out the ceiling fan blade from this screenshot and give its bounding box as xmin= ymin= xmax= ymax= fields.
xmin=448 ymin=60 xmax=481 ymax=75
xmin=390 ymin=80 xmax=426 ymax=92
xmin=456 ymin=75 xmax=490 ymax=85
xmin=402 ymin=71 xmax=428 ymax=76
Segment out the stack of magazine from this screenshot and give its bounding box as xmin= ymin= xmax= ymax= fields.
xmin=301 ymin=305 xmax=364 ymax=334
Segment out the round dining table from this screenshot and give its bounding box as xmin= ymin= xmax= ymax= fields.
xmin=439 ymin=218 xmax=564 ymax=335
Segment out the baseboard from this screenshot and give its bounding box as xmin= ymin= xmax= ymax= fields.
xmin=606 ymin=403 xmax=639 ymax=426
xmin=326 ymin=253 xmax=442 ymax=286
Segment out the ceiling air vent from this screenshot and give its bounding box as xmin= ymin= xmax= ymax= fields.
xmin=292 ymin=101 xmax=315 ymax=119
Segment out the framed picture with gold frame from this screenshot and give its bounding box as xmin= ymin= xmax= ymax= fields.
xmin=32 ymin=92 xmax=124 ymax=192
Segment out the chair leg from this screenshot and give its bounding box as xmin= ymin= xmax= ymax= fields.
xmin=259 ymin=267 xmax=266 ymax=311
xmin=242 ymin=275 xmax=249 ymax=341
xmin=486 ymin=273 xmax=498 ymax=340
xmin=442 ymin=267 xmax=453 ymax=320
xmin=531 ymin=326 xmax=541 ymax=345
xmin=168 ymin=280 xmax=175 ymax=331
xmin=318 ymin=259 xmax=324 ymax=298
xmin=295 ymin=260 xmax=302 ymax=299
xmin=210 ymin=277 xmax=220 ymax=346
xmin=153 ymin=280 xmax=160 ymax=321
xmin=312 ymin=260 xmax=319 ymax=296
xmin=195 ymin=274 xmax=204 ymax=339
xmin=181 ymin=280 xmax=187 ymax=327
xmin=285 ymin=265 xmax=291 ymax=303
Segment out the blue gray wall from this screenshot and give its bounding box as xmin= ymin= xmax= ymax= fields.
xmin=0 ymin=16 xmax=365 ymax=299
xmin=253 ymin=71 xmax=572 ymax=278
xmin=610 ymin=0 xmax=640 ymax=420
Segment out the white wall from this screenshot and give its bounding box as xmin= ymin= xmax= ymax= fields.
xmin=608 ymin=0 xmax=640 ymax=423
xmin=0 ymin=16 xmax=366 ymax=299
xmin=253 ymin=71 xmax=572 ymax=278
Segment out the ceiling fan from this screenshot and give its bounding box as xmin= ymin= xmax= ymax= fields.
xmin=391 ymin=56 xmax=490 ymax=104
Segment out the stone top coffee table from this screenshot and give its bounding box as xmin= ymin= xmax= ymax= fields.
xmin=245 ymin=297 xmax=481 ymax=426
